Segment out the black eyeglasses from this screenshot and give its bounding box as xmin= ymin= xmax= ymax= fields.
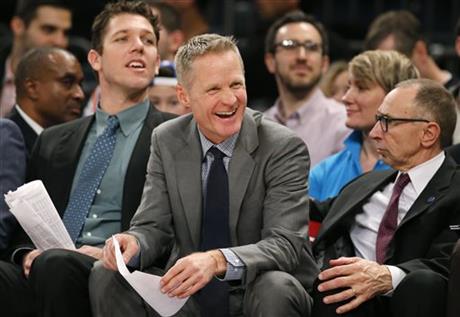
xmin=273 ymin=39 xmax=322 ymax=54
xmin=375 ymin=114 xmax=430 ymax=132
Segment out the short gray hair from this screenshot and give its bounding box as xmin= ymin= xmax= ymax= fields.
xmin=175 ymin=33 xmax=244 ymax=87
xmin=397 ymin=78 xmax=457 ymax=148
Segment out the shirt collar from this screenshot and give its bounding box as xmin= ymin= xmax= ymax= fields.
xmin=344 ymin=130 xmax=387 ymax=169
xmin=95 ymin=99 xmax=149 ymax=136
xmin=15 ymin=104 xmax=44 ymax=135
xmin=198 ymin=129 xmax=239 ymax=160
xmin=344 ymin=130 xmax=362 ymax=149
xmin=400 ymin=151 xmax=445 ymax=196
xmin=273 ymin=88 xmax=326 ymax=124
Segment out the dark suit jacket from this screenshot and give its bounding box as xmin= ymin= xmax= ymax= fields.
xmin=7 ymin=106 xmax=174 ymax=258
xmin=313 ymin=155 xmax=460 ymax=279
xmin=447 ymin=144 xmax=460 ymax=165
xmin=0 ymin=119 xmax=26 ymax=250
xmin=6 ymin=107 xmax=38 ymax=156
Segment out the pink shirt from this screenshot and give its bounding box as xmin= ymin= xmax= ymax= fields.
xmin=264 ymin=88 xmax=351 ymax=167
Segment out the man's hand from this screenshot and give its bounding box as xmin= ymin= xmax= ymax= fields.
xmin=22 ymin=249 xmax=42 ymax=278
xmin=101 ymin=233 xmax=139 ymax=271
xmin=77 ymin=245 xmax=103 ymax=260
xmin=160 ymin=250 xmax=227 ymax=298
xmin=317 ymin=257 xmax=393 ymax=314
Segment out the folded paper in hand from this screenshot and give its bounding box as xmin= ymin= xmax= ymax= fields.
xmin=4 ymin=180 xmax=75 ymax=250
xmin=113 ymin=236 xmax=188 ymax=316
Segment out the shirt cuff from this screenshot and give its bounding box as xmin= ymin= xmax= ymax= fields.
xmin=126 ymin=239 xmax=141 ymax=269
xmin=385 ymin=265 xmax=407 ymax=295
xmin=11 ymin=247 xmax=34 ymax=265
xmin=218 ymin=248 xmax=245 ymax=281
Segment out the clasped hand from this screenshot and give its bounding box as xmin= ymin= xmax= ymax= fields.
xmin=317 ymin=257 xmax=393 ymax=314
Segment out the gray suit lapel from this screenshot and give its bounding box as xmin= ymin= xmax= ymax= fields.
xmin=176 ymin=120 xmax=203 ymax=249
xmin=228 ymin=113 xmax=258 ymax=244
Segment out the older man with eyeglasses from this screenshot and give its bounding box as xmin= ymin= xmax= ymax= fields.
xmin=263 ymin=10 xmax=351 ymax=167
xmin=310 ymin=78 xmax=460 ymax=317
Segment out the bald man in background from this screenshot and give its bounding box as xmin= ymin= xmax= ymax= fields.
xmin=0 ymin=0 xmax=72 ymax=117
xmin=6 ymin=47 xmax=84 ymax=155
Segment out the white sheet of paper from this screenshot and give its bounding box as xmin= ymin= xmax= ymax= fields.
xmin=4 ymin=180 xmax=75 ymax=250
xmin=113 ymin=237 xmax=189 ymax=317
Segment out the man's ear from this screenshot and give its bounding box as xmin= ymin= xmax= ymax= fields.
xmin=24 ymin=78 xmax=39 ymax=100
xmin=411 ymin=40 xmax=429 ymax=64
xmin=421 ymin=121 xmax=441 ymax=148
xmin=321 ymin=55 xmax=330 ymax=74
xmin=169 ymin=30 xmax=185 ymax=55
xmin=154 ymin=54 xmax=160 ymax=75
xmin=264 ymin=52 xmax=276 ymax=74
xmin=87 ymin=49 xmax=101 ymax=72
xmin=10 ymin=17 xmax=25 ymax=37
xmin=455 ymin=37 xmax=460 ymax=57
xmin=176 ymin=84 xmax=190 ymax=108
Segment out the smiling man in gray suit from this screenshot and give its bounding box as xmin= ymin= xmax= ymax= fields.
xmin=91 ymin=33 xmax=318 ymax=317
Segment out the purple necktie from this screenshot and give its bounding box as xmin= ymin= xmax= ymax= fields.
xmin=376 ymin=173 xmax=411 ymax=264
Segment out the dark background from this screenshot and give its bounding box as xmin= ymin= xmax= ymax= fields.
xmin=0 ymin=0 xmax=457 ymax=60
xmin=0 ymin=0 xmax=457 ymax=107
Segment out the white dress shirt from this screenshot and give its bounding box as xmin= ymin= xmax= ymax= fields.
xmin=15 ymin=104 xmax=44 ymax=135
xmin=350 ymin=151 xmax=445 ymax=290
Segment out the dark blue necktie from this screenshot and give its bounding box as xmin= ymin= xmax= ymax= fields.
xmin=198 ymin=146 xmax=230 ymax=317
xmin=63 ymin=116 xmax=119 ymax=243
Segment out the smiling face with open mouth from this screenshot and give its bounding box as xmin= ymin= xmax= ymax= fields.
xmin=178 ymin=49 xmax=247 ymax=144
xmin=88 ymin=13 xmax=159 ymax=97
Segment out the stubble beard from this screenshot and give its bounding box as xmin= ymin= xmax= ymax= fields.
xmin=281 ymin=72 xmax=322 ymax=100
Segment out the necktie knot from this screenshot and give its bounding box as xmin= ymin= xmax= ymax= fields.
xmin=394 ymin=173 xmax=410 ymax=193
xmin=106 ymin=116 xmax=120 ymax=132
xmin=209 ymin=146 xmax=225 ymax=161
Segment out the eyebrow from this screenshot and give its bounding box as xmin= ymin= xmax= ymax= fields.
xmin=39 ymin=22 xmax=71 ymax=30
xmin=110 ymin=29 xmax=154 ymax=37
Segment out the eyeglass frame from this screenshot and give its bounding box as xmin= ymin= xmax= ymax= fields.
xmin=272 ymin=39 xmax=322 ymax=54
xmin=375 ymin=113 xmax=430 ymax=132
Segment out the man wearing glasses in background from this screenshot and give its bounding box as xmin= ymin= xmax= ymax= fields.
xmin=310 ymin=78 xmax=460 ymax=317
xmin=263 ymin=10 xmax=350 ymax=167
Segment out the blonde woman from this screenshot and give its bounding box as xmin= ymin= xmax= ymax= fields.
xmin=310 ymin=50 xmax=419 ymax=201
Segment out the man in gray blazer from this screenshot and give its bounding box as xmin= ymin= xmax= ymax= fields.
xmin=91 ymin=34 xmax=318 ymax=317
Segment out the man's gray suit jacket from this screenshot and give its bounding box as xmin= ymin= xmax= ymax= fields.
xmin=128 ymin=108 xmax=319 ymax=291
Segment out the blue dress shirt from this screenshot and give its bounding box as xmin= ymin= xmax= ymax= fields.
xmin=310 ymin=130 xmax=390 ymax=202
